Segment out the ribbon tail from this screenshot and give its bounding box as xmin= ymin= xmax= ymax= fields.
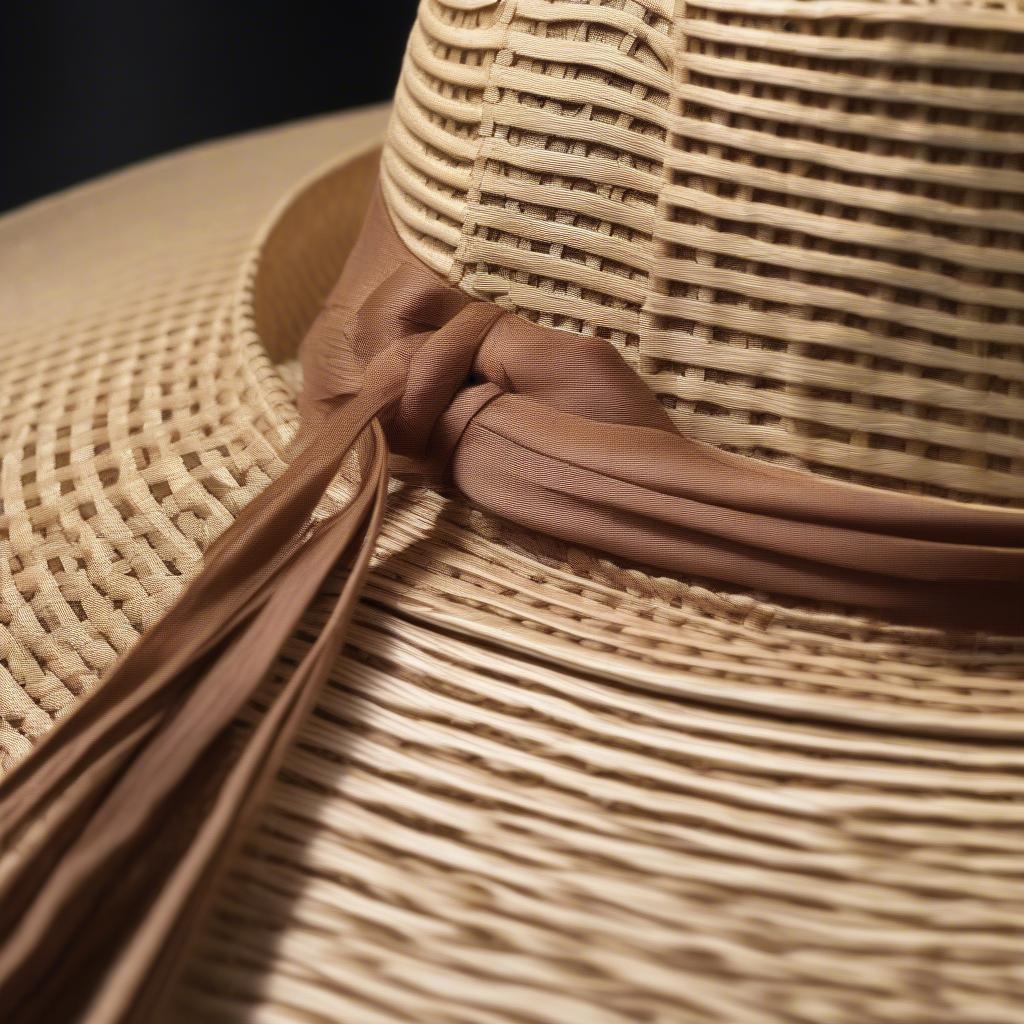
xmin=0 ymin=401 xmax=391 ymax=1022
xmin=90 ymin=425 xmax=391 ymax=1024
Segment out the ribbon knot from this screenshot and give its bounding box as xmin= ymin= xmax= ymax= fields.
xmin=355 ymin=272 xmax=506 ymax=471
xmin=303 ymin=257 xmax=678 ymax=480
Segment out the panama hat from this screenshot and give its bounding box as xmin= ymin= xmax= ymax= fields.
xmin=2 ymin=1 xmax=1024 ymax=1021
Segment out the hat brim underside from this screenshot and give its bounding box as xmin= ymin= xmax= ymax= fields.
xmin=2 ymin=106 xmax=1024 ymax=1023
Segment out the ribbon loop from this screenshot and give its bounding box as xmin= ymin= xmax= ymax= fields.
xmin=385 ymin=299 xmax=503 ymax=463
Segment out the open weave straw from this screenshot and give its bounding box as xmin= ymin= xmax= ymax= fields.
xmin=1 ymin=1 xmax=1024 ymax=1021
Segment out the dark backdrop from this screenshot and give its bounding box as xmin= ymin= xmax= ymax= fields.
xmin=1 ymin=1 xmax=419 ymax=213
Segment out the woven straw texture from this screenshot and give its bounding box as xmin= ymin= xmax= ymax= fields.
xmin=385 ymin=0 xmax=1024 ymax=505
xmin=1 ymin=4 xmax=1024 ymax=1023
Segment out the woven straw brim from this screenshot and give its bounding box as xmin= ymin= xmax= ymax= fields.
xmin=2 ymin=107 xmax=1024 ymax=1024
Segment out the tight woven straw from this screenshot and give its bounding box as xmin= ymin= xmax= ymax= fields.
xmin=1 ymin=2 xmax=1023 ymax=1022
xmin=387 ymin=0 xmax=1024 ymax=504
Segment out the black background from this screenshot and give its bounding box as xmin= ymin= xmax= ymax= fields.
xmin=1 ymin=1 xmax=420 ymax=213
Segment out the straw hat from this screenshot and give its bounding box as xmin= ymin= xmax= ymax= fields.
xmin=2 ymin=2 xmax=1024 ymax=1022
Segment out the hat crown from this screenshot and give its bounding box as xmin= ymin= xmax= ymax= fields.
xmin=381 ymin=0 xmax=1024 ymax=508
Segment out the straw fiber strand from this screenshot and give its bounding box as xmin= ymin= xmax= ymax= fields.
xmin=654 ymin=0 xmax=1024 ymax=504
xmin=2 ymin=2 xmax=1024 ymax=1020
xmin=382 ymin=0 xmax=510 ymax=277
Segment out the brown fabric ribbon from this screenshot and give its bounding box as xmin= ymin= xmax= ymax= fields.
xmin=1 ymin=184 xmax=1022 ymax=1022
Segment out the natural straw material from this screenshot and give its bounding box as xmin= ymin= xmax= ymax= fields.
xmin=1 ymin=1 xmax=1023 ymax=1022
xmin=387 ymin=0 xmax=1024 ymax=504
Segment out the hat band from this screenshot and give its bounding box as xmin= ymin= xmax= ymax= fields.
xmin=306 ymin=189 xmax=1024 ymax=629
xmin=2 ymin=180 xmax=1022 ymax=1023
